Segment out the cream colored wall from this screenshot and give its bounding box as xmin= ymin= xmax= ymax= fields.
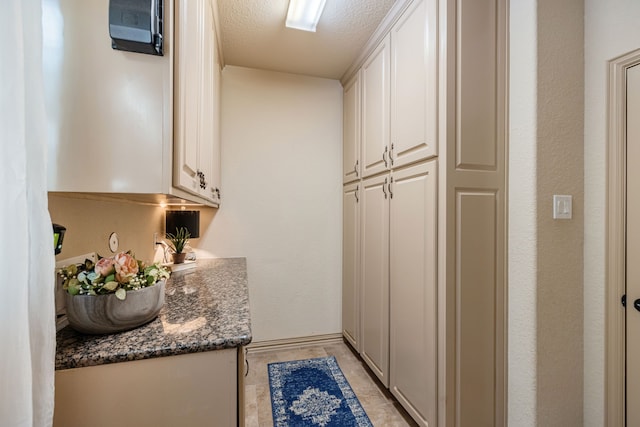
xmin=510 ymin=0 xmax=584 ymax=425
xmin=584 ymin=0 xmax=640 ymax=425
xmin=508 ymin=0 xmax=538 ymax=425
xmin=196 ymin=66 xmax=343 ymax=342
xmin=536 ymin=0 xmax=584 ymax=424
xmin=49 ymin=194 xmax=165 ymax=263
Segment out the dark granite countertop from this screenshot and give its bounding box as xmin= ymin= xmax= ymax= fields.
xmin=55 ymin=258 xmax=252 ymax=370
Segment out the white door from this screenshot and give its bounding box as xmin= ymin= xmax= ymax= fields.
xmin=342 ymin=182 xmax=361 ymax=350
xmin=174 ymin=0 xmax=204 ymax=197
xmin=389 ymin=0 xmax=438 ymax=168
xmin=197 ymin=0 xmax=214 ymax=202
xmin=343 ymin=72 xmax=361 ymax=184
xmin=361 ymin=35 xmax=390 ymax=179
xmin=627 ymin=62 xmax=640 ymax=426
xmin=389 ymin=160 xmax=437 ymax=426
xmin=210 ymin=1 xmax=222 ymax=204
xmin=360 ymin=173 xmax=390 ymax=386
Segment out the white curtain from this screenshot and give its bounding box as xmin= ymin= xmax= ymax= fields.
xmin=0 ymin=0 xmax=56 ymax=426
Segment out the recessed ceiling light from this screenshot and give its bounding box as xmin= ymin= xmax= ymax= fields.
xmin=285 ymin=0 xmax=327 ymax=32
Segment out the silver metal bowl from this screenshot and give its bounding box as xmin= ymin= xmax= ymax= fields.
xmin=64 ymin=280 xmax=165 ymax=334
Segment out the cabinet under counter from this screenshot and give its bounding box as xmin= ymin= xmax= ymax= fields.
xmin=54 ymin=258 xmax=252 ymax=427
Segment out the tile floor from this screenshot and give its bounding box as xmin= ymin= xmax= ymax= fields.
xmin=243 ymin=340 xmax=418 ymax=427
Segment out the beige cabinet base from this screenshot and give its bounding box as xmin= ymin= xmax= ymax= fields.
xmin=54 ymin=349 xmax=239 ymax=427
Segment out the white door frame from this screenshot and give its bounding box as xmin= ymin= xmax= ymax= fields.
xmin=606 ymin=48 xmax=640 ymax=427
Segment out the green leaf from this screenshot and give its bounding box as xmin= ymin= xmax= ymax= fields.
xmin=66 ymin=278 xmax=79 ymax=290
xmin=105 ymin=273 xmax=116 ymax=283
xmin=67 ymin=264 xmax=78 ymax=276
xmin=115 ymin=288 xmax=126 ymax=300
xmin=102 ymin=281 xmax=119 ymax=291
xmin=166 ymin=226 xmax=190 ymax=253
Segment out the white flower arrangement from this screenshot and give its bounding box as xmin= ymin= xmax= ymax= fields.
xmin=59 ymin=251 xmax=170 ymax=300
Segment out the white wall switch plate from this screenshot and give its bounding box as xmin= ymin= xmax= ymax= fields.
xmin=553 ymin=195 xmax=572 ymax=219
xmin=109 ymin=232 xmax=119 ymax=252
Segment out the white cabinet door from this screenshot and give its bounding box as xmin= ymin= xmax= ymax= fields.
xmin=210 ymin=13 xmax=222 ymax=204
xmin=389 ymin=160 xmax=437 ymax=427
xmin=390 ymin=0 xmax=438 ymax=168
xmin=44 ymin=0 xmax=171 ymax=194
xmin=361 ymin=35 xmax=390 ymax=179
xmin=174 ymin=0 xmax=219 ymax=204
xmin=174 ymin=0 xmax=204 ymax=197
xmin=200 ymin=0 xmax=221 ymax=204
xmin=54 ymin=350 xmax=238 ymax=427
xmin=197 ymin=0 xmax=215 ymax=202
xmin=343 ymin=72 xmax=361 ymax=184
xmin=342 ymin=182 xmax=361 ymax=350
xmin=360 ymin=172 xmax=390 ymax=387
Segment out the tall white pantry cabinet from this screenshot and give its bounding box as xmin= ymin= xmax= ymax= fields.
xmin=341 ymin=0 xmax=507 ymax=425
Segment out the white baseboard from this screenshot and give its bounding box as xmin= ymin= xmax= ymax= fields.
xmin=246 ymin=333 xmax=344 ymax=355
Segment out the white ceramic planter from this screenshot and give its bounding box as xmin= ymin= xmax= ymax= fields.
xmin=64 ymin=280 xmax=165 ymax=334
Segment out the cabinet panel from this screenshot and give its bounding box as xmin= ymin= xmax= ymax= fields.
xmin=44 ymin=0 xmax=221 ymax=206
xmin=175 ymin=0 xmax=204 ymax=196
xmin=343 ymin=72 xmax=361 ymax=184
xmin=198 ymin=0 xmax=215 ymax=201
xmin=389 ymin=160 xmax=437 ymax=426
xmin=211 ymin=13 xmax=222 ymax=204
xmin=457 ymin=0 xmax=498 ymax=170
xmin=361 ymin=36 xmax=390 ymax=178
xmin=451 ymin=0 xmax=507 ymax=424
xmin=360 ymin=173 xmax=390 ymax=386
xmin=44 ymin=0 xmax=171 ymax=193
xmin=455 ymin=191 xmax=498 ymax=427
xmin=342 ymin=182 xmax=360 ymax=350
xmin=174 ymin=0 xmax=219 ymax=204
xmin=54 ymin=350 xmax=238 ymax=427
xmin=390 ymin=0 xmax=438 ymax=168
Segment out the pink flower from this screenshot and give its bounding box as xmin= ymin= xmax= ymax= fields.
xmin=114 ymin=252 xmax=139 ymax=283
xmin=94 ymin=257 xmax=116 ymax=277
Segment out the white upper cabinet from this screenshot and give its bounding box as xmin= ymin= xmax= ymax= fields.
xmin=175 ymin=0 xmax=204 ymax=198
xmin=174 ymin=0 xmax=220 ymax=205
xmin=361 ymin=35 xmax=391 ymax=179
xmin=349 ymin=0 xmax=437 ymax=180
xmin=210 ymin=11 xmax=222 ymax=204
xmin=45 ymin=0 xmax=222 ymax=207
xmin=343 ymin=72 xmax=361 ymax=184
xmin=43 ymin=0 xmax=172 ymax=195
xmin=390 ymin=0 xmax=438 ymax=167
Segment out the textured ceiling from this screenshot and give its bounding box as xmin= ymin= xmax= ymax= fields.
xmin=217 ymin=0 xmax=397 ymax=80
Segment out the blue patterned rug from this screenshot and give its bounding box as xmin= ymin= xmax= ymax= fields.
xmin=268 ymin=356 xmax=373 ymax=427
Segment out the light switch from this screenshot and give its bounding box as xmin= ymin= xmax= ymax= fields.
xmin=553 ymin=195 xmax=572 ymax=220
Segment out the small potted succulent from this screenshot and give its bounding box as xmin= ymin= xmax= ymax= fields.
xmin=166 ymin=226 xmax=191 ymax=264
